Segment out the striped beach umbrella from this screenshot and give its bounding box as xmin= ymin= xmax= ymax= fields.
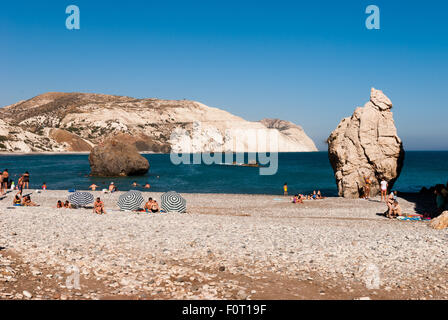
xmin=161 ymin=191 xmax=186 ymax=213
xmin=68 ymin=192 xmax=94 ymax=207
xmin=117 ymin=190 xmax=144 ymax=211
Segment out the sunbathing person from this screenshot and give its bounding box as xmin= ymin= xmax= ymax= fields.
xmin=292 ymin=194 xmax=303 ymax=204
xmin=93 ymin=197 xmax=106 ymax=214
xmin=64 ymin=200 xmax=71 ymax=209
xmin=149 ymin=199 xmax=159 ymax=213
xmin=22 ymin=195 xmax=39 ymax=207
xmin=13 ymin=194 xmax=22 ymax=206
xmin=57 ymin=200 xmax=63 ymax=208
xmin=317 ymin=190 xmax=326 ymax=199
xmin=144 ymin=198 xmax=159 ymax=213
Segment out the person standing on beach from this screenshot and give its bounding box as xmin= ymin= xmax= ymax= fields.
xmin=17 ymin=175 xmax=24 ymax=196
xmin=0 ymin=170 xmax=3 ymax=196
xmin=283 ymin=183 xmax=288 ymax=196
xmin=380 ymin=179 xmax=388 ymax=202
xmin=22 ymin=171 xmax=30 ymax=190
xmin=2 ymin=169 xmax=9 ymax=195
xmin=363 ymin=176 xmax=371 ymax=200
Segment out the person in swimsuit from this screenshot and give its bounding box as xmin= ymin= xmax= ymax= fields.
xmin=150 ymin=200 xmax=159 ymax=213
xmin=380 ymin=179 xmax=388 ymax=202
xmin=0 ymin=170 xmax=3 ymax=196
xmin=144 ymin=183 xmax=150 ymax=189
xmin=2 ymin=169 xmax=9 ymax=195
xmin=283 ymin=183 xmax=288 ymax=196
xmin=64 ymin=200 xmax=71 ymax=209
xmin=22 ymin=171 xmax=30 ymax=190
xmin=23 ymin=195 xmax=39 ymax=207
xmin=388 ymin=200 xmax=402 ymax=219
xmin=89 ymin=184 xmax=98 ymax=191
xmin=363 ymin=176 xmax=371 ymax=199
xmin=13 ymin=194 xmax=22 ymax=206
xmin=144 ymin=198 xmax=159 ymax=213
xmin=317 ymin=190 xmax=325 ymax=199
xmin=93 ymin=197 xmax=106 ymax=214
xmin=57 ymin=200 xmax=63 ymax=208
xmin=292 ymin=194 xmax=303 ymax=204
xmin=17 ymin=175 xmax=24 ymax=196
xmin=108 ymin=182 xmax=116 ymax=193
xmin=42 ymin=182 xmax=47 ymax=190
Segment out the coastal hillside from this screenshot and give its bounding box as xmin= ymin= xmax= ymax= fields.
xmin=0 ymin=92 xmax=317 ymax=153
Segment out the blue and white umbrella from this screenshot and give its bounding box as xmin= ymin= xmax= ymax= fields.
xmin=161 ymin=191 xmax=186 ymax=213
xmin=68 ymin=192 xmax=94 ymax=207
xmin=117 ymin=190 xmax=144 ymax=211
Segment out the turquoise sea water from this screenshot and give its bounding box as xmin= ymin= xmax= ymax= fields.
xmin=0 ymin=152 xmax=447 ymax=196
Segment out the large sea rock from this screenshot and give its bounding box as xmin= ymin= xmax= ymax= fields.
xmin=327 ymin=88 xmax=405 ymax=198
xmin=89 ymin=135 xmax=149 ymax=177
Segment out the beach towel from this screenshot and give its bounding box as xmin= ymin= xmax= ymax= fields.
xmin=397 ymin=216 xmax=422 ymax=221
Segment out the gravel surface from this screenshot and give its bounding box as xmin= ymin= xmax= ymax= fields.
xmin=1 ymin=190 xmax=447 ymax=300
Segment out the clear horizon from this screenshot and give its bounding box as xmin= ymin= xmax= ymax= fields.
xmin=1 ymin=0 xmax=447 ymax=151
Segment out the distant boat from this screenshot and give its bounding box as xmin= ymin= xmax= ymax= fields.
xmin=216 ymin=160 xmax=265 ymax=168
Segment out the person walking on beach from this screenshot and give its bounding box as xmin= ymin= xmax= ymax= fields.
xmin=94 ymin=197 xmax=106 ymax=214
xmin=380 ymin=179 xmax=388 ymax=202
xmin=363 ymin=175 xmax=371 ymax=200
xmin=283 ymin=183 xmax=288 ymax=196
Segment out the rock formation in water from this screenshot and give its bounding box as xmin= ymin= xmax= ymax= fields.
xmin=89 ymin=135 xmax=150 ymax=176
xmin=0 ymin=92 xmax=317 ymax=153
xmin=327 ymin=88 xmax=405 ymax=198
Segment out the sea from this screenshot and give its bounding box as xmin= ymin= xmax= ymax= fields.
xmin=0 ymin=152 xmax=447 ymax=196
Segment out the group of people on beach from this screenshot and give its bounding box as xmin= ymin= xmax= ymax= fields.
xmin=89 ymin=196 xmax=159 ymax=214
xmin=291 ymin=191 xmax=325 ymax=204
xmin=0 ymin=169 xmax=31 ymax=196
xmin=283 ymin=183 xmax=326 ymax=204
xmin=88 ymin=181 xmax=151 ymax=193
xmin=13 ymin=193 xmax=39 ymax=207
xmin=56 ymin=200 xmax=72 ymax=209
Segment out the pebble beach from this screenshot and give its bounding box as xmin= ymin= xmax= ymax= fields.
xmin=1 ymin=190 xmax=447 ymax=300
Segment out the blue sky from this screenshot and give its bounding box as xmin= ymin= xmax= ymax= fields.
xmin=1 ymin=0 xmax=447 ymax=150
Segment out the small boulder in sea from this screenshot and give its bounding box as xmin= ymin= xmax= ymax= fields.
xmin=327 ymin=88 xmax=405 ymax=198
xmin=429 ymin=211 xmax=448 ymax=230
xmin=89 ymin=134 xmax=149 ymax=177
